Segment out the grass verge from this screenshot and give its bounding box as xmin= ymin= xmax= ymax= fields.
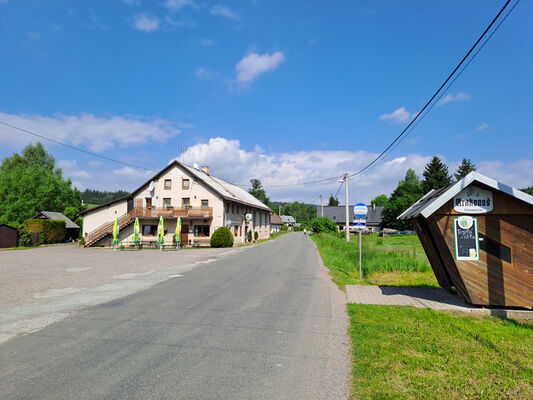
xmin=349 ymin=304 xmax=533 ymax=399
xmin=311 ymin=232 xmax=438 ymax=289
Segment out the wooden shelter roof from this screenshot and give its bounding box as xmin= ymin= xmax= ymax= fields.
xmin=398 ymin=171 xmax=533 ymax=220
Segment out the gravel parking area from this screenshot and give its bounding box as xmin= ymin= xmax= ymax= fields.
xmin=0 ymin=244 xmax=239 ymax=342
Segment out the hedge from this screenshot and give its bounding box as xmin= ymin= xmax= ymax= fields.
xmin=24 ymin=219 xmax=66 ymax=244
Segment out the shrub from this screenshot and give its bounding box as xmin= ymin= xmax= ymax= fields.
xmin=210 ymin=227 xmax=234 ymax=248
xmin=254 ymin=231 xmax=259 ymax=240
xmin=281 ymin=225 xmax=288 ymax=231
xmin=18 ymin=229 xmax=33 ymax=247
xmin=309 ymin=217 xmax=337 ymax=233
xmin=79 ymin=237 xmax=86 ymax=246
xmin=23 ymin=219 xmax=66 ymax=244
xmin=247 ymin=230 xmax=252 ymax=242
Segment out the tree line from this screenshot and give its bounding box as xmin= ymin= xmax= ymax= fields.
xmin=81 ymin=189 xmax=130 ymax=205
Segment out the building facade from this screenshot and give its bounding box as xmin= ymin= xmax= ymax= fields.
xmin=80 ymin=161 xmax=272 ymax=247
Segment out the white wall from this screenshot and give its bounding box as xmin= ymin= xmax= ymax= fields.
xmin=82 ymin=200 xmax=128 ymax=236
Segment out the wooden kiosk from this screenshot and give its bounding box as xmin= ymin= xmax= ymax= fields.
xmin=398 ymin=172 xmax=533 ymax=308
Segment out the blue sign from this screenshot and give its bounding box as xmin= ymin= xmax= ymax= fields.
xmin=353 ymin=219 xmax=366 ymax=229
xmin=354 ymin=203 xmax=368 ymax=218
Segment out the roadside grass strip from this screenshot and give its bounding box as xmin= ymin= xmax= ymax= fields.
xmin=349 ymin=304 xmax=533 ymax=400
xmin=311 ymin=233 xmax=438 ymax=289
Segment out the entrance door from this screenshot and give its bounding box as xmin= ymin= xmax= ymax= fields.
xmin=181 ymin=224 xmax=189 ymax=245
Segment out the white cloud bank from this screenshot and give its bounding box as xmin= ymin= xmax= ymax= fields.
xmin=0 ymin=112 xmax=181 ymax=152
xmin=235 ymin=52 xmax=285 ymax=85
xmin=438 ymin=92 xmax=470 ymax=106
xmin=379 ymin=107 xmax=411 ymax=124
xmin=133 ymin=13 xmax=159 ymax=32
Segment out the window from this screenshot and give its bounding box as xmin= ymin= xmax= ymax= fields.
xmin=142 ymin=225 xmax=157 ymax=236
xmin=182 ymin=198 xmax=191 ymax=208
xmin=194 ymin=225 xmax=210 ymax=237
xmin=164 ymin=179 xmax=172 ymax=189
xmin=145 ymin=197 xmax=152 ymax=207
xmin=201 ymin=199 xmax=209 ymax=209
xmin=163 ymin=198 xmax=171 ymax=208
xmin=234 ymin=226 xmax=238 ymax=236
xmin=182 ymin=179 xmax=190 ymax=189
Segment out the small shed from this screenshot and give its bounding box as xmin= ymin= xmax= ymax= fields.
xmin=398 ymin=172 xmax=533 ymax=308
xmin=0 ymin=224 xmax=18 ymax=248
xmin=31 ymin=211 xmax=80 ymax=242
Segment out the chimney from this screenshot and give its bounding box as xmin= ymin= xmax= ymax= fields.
xmin=201 ymin=165 xmax=210 ymax=175
xmin=193 ymin=162 xmax=199 ymax=170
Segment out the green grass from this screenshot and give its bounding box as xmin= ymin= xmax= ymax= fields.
xmin=0 ymin=245 xmax=40 ymax=251
xmin=311 ymin=232 xmax=438 ymax=289
xmin=348 ymin=304 xmax=533 ymax=399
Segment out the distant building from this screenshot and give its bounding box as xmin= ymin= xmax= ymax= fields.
xmin=31 ymin=211 xmax=80 ymax=242
xmin=280 ymin=215 xmax=296 ymax=227
xmin=318 ymin=204 xmax=384 ymax=232
xmin=271 ymin=214 xmax=284 ymax=233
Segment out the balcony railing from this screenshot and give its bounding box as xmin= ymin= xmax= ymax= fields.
xmin=134 ymin=206 xmax=213 ymax=218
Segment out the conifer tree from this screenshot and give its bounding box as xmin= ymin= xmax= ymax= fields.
xmin=454 ymin=158 xmax=476 ymax=180
xmin=422 ymin=156 xmax=452 ymax=193
xmin=328 ymin=195 xmax=339 ymax=206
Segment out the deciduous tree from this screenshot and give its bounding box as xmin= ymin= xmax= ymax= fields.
xmin=0 ymin=143 xmax=82 ymax=224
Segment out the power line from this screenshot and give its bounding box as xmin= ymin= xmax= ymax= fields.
xmin=0 ymin=121 xmax=152 ymax=171
xmin=347 ymin=0 xmax=515 ymax=181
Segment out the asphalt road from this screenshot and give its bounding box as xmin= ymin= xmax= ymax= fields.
xmin=0 ymin=233 xmax=350 ymax=399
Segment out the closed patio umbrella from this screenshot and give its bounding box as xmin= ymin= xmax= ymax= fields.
xmin=133 ymin=217 xmax=140 ymax=246
xmin=157 ymin=216 xmax=164 ymax=249
xmin=112 ymin=216 xmax=120 ymax=250
xmin=174 ymin=217 xmax=181 ymax=249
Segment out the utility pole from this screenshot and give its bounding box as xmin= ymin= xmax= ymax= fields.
xmin=279 ymin=204 xmax=281 ymax=216
xmin=344 ymin=173 xmax=349 ymax=242
xmin=320 ymin=194 xmax=323 ymax=217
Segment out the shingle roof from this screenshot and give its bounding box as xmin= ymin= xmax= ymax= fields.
xmin=38 ymin=211 xmax=80 ymax=229
xmin=271 ymin=214 xmax=283 ymax=225
xmin=398 ymin=171 xmax=533 ymax=220
xmin=280 ymin=215 xmax=296 ymax=224
xmin=319 ymin=205 xmax=384 ymax=225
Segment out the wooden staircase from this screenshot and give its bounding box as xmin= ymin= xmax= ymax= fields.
xmin=84 ymin=208 xmax=142 ymax=247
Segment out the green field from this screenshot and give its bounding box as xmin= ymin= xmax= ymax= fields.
xmin=311 ymin=232 xmax=438 ymax=289
xmin=349 ymin=304 xmax=533 ymax=399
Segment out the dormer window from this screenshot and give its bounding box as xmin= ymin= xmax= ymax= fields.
xmin=182 ymin=179 xmax=190 ymax=189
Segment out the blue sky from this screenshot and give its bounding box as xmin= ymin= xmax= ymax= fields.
xmin=1 ymin=0 xmax=531 ymax=203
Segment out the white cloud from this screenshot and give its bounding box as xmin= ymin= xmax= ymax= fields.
xmin=235 ymin=51 xmax=285 ymax=85
xmin=164 ymin=0 xmax=196 ymax=12
xmin=195 ymin=67 xmax=218 ymax=81
xmin=175 ymin=137 xmax=433 ymax=203
xmin=379 ymin=107 xmax=410 ymax=124
xmin=133 ymin=13 xmax=159 ymax=32
xmin=211 ymin=5 xmax=240 ymax=20
xmin=0 ymin=112 xmax=181 ymax=152
xmin=438 ymin=92 xmax=470 ymax=106
xmin=477 ymin=159 xmax=533 ymax=190
xmin=477 ymin=122 xmax=489 ymax=132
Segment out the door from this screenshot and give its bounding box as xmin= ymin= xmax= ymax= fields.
xmin=181 ymin=224 xmax=189 ymax=245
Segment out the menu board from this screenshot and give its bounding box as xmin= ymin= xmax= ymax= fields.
xmin=454 ymin=216 xmax=479 ymax=261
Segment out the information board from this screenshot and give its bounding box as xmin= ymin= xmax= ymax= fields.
xmin=454 ymin=216 xmax=479 ymax=261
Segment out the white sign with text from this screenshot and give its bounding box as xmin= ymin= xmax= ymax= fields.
xmin=453 ymin=186 xmax=493 ymax=214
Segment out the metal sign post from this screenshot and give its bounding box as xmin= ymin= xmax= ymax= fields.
xmin=353 ymin=203 xmax=368 ymax=280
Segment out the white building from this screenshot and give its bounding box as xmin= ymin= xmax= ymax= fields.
xmin=80 ymin=161 xmax=272 ymax=247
